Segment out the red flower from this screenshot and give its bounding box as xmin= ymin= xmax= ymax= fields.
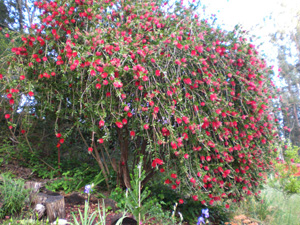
xmin=143 ymin=124 xmax=149 ymax=130
xmin=176 ymin=118 xmax=182 ymax=124
xmin=56 ymin=133 xmax=62 ymax=138
xmin=164 ymin=179 xmax=172 ymax=184
xmin=122 ymin=118 xmax=127 ymax=125
xmin=192 ymin=195 xmax=198 ymax=201
xmin=116 ymin=121 xmax=123 ymax=128
xmin=28 ymin=91 xmax=34 ymax=97
xmin=130 ymin=131 xmax=135 ymax=137
xmin=193 ymin=105 xmax=199 ymax=112
xmin=179 ymin=199 xmax=184 ymax=204
xmin=99 ymin=120 xmax=105 ymax=127
xmin=88 ymin=147 xmax=93 ymax=152
xmin=98 ymin=138 xmax=104 ymax=143
xmin=182 ymin=116 xmax=189 ymax=124
xmin=171 ymin=173 xmax=177 ymax=179
xmin=210 ymin=93 xmax=217 ymax=101
xmin=59 ymin=138 xmax=64 ymax=144
xmin=5 ymin=114 xmax=10 ymax=119
xmin=152 ymin=158 xmax=164 ymax=168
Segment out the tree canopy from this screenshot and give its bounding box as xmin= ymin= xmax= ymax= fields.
xmin=0 ymin=0 xmax=279 ymax=207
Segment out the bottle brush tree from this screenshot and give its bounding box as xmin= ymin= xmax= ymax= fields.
xmin=0 ymin=0 xmax=280 ymax=208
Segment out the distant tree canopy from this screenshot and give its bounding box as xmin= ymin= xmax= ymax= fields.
xmin=271 ymin=9 xmax=300 ymax=148
xmin=0 ymin=0 xmax=279 ymax=207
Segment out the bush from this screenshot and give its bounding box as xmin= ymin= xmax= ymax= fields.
xmin=1 ymin=0 xmax=279 ymax=207
xmin=269 ymin=144 xmax=300 ymax=196
xmin=0 ymin=173 xmax=31 ymax=218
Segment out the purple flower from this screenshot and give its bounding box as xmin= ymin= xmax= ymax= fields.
xmin=202 ymin=208 xmax=209 ymax=218
xmin=197 ymin=216 xmax=205 ymax=225
xmin=84 ymin=184 xmax=92 ymax=194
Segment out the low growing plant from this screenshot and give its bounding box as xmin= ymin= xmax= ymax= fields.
xmin=0 ymin=173 xmax=31 ymax=219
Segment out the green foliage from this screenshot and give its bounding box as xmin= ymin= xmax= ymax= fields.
xmin=269 ymin=144 xmax=300 ymax=196
xmin=110 ymin=163 xmax=170 ymax=224
xmin=149 ymin=174 xmax=230 ymax=224
xmin=0 ymin=138 xmax=15 ymax=166
xmin=231 ymin=185 xmax=300 ymax=225
xmin=71 ymin=199 xmax=98 ymax=225
xmin=0 ymin=173 xmax=31 ymax=219
xmin=1 ymin=218 xmax=50 ymax=225
xmin=71 ymin=198 xmax=126 ymax=225
xmin=45 ymin=169 xmax=105 ymax=194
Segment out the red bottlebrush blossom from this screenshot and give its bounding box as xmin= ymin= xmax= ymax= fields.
xmin=95 ymin=83 xmax=101 ymax=89
xmin=28 ymin=91 xmax=34 ymax=97
xmin=116 ymin=121 xmax=123 ymax=128
xmin=122 ymin=118 xmax=127 ymax=125
xmin=192 ymin=195 xmax=198 ymax=201
xmin=179 ymin=199 xmax=184 ymax=204
xmin=99 ymin=120 xmax=105 ymax=127
xmin=182 ymin=116 xmax=189 ymax=124
xmin=171 ymin=173 xmax=177 ymax=179
xmin=210 ymin=93 xmax=217 ymax=101
xmin=152 ymin=158 xmax=164 ymax=168
xmin=5 ymin=114 xmax=10 ymax=119
xmin=130 ymin=131 xmax=135 ymax=137
xmin=143 ymin=124 xmax=149 ymax=130
xmin=98 ymin=138 xmax=104 ymax=144
xmin=88 ymin=147 xmax=93 ymax=152
xmin=90 ymin=70 xmax=96 ymax=76
xmin=190 ymin=177 xmax=196 ymax=184
xmin=164 ymin=179 xmax=172 ymax=184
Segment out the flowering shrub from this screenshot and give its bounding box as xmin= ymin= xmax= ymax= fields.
xmin=0 ymin=0 xmax=279 ymax=208
xmin=270 ymin=144 xmax=300 ymax=195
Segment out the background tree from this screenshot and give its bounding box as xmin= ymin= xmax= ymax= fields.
xmin=270 ymin=6 xmax=300 ymax=148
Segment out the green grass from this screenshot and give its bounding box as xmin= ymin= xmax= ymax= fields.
xmin=231 ymin=185 xmax=300 ymax=225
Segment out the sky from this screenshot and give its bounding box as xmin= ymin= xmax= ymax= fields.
xmin=197 ymin=0 xmax=300 ymax=85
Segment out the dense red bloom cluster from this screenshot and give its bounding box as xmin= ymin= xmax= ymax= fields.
xmin=1 ymin=0 xmax=279 ymax=208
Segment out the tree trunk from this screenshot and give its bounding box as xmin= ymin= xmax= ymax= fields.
xmin=117 ymin=128 xmax=131 ymax=189
xmin=45 ymin=195 xmax=65 ymax=223
xmin=31 ymin=192 xmax=65 ymax=222
xmin=16 ymin=0 xmax=23 ymax=32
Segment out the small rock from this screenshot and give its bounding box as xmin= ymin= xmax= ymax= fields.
xmin=51 ymin=219 xmax=68 ymax=225
xmin=34 ymin=203 xmax=46 ymax=219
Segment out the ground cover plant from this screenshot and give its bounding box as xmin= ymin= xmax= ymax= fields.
xmin=0 ymin=173 xmax=31 ymax=219
xmin=0 ymin=0 xmax=284 ymax=223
